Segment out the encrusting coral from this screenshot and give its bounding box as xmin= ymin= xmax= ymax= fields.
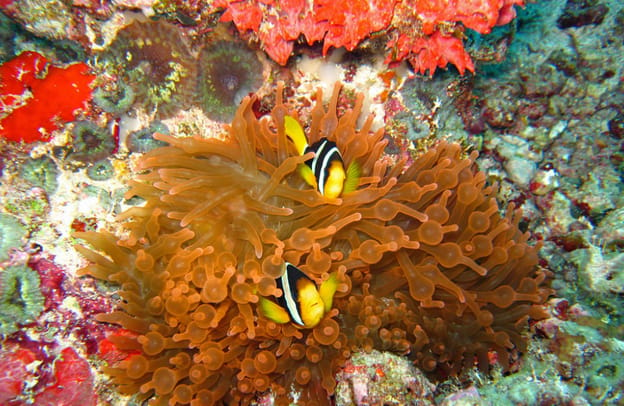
xmin=196 ymin=40 xmax=264 ymax=122
xmin=75 ymin=83 xmax=552 ymax=405
xmin=97 ymin=20 xmax=196 ymax=118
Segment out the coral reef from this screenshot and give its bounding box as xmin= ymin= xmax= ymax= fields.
xmin=335 ymin=350 xmax=436 ymax=405
xmin=196 ymin=40 xmax=264 ymax=122
xmin=96 ymin=19 xmax=196 ymax=118
xmin=76 ymin=83 xmax=550 ymax=405
xmin=0 ymin=0 xmax=622 ymax=405
xmin=0 ymin=264 xmax=45 ymax=336
xmin=0 ymin=51 xmax=95 ymax=143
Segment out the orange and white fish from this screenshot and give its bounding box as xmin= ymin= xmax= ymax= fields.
xmin=259 ymin=262 xmax=338 ymax=329
xmin=284 ymin=115 xmax=360 ymax=199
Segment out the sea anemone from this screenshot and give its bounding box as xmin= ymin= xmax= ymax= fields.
xmin=0 ymin=265 xmax=45 ymax=337
xmin=70 ymin=121 xmax=116 ymax=163
xmin=196 ymin=40 xmax=263 ymax=122
xmin=126 ymin=122 xmax=170 ymax=154
xmin=86 ymin=160 xmax=115 ymax=181
xmin=76 ymin=83 xmax=551 ymax=405
xmin=98 ymin=20 xmax=196 ymax=118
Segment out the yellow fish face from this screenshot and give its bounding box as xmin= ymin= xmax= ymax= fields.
xmin=297 ymin=278 xmax=326 ymax=328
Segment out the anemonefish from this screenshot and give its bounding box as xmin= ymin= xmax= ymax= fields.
xmin=259 ymin=262 xmax=338 ymax=329
xmin=284 ymin=115 xmax=360 ymax=199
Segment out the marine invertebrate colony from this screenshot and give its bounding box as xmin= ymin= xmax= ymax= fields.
xmin=216 ymin=0 xmax=525 ymax=74
xmin=0 ymin=51 xmax=94 ymax=143
xmin=97 ymin=20 xmax=196 ymax=118
xmin=76 ymin=83 xmax=551 ymax=405
xmin=0 ymin=265 xmax=45 ymax=337
xmin=196 ymin=40 xmax=263 ymax=122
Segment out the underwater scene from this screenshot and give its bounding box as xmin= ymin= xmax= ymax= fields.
xmin=0 ymin=0 xmax=622 ymax=405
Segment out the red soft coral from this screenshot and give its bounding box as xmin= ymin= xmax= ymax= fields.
xmin=0 ymin=51 xmax=95 ymax=143
xmin=388 ymin=0 xmax=524 ymax=75
xmin=315 ymin=0 xmax=397 ymax=54
xmin=386 ymin=30 xmax=475 ymax=76
xmin=218 ymin=0 xmax=395 ymax=65
xmin=217 ymin=0 xmax=524 ymax=74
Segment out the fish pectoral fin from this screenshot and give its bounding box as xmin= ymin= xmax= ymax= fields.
xmin=343 ymin=160 xmax=361 ymax=195
xmin=284 ymin=115 xmax=308 ymax=156
xmin=298 ymin=164 xmax=318 ymax=188
xmin=319 ymin=272 xmax=339 ymax=313
xmin=258 ymin=297 xmax=291 ymax=324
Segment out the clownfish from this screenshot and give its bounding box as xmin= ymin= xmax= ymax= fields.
xmin=259 ymin=262 xmax=338 ymax=329
xmin=284 ymin=115 xmax=360 ymax=199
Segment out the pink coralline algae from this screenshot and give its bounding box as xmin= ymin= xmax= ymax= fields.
xmin=216 ymin=0 xmax=525 ymax=75
xmin=0 ymin=51 xmax=95 ymax=143
xmin=0 ymin=345 xmax=38 ymax=404
xmin=34 ymin=347 xmax=97 ymax=406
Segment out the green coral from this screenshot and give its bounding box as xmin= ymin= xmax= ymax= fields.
xmin=585 ymin=349 xmax=624 ymax=404
xmin=0 ymin=265 xmax=45 ymax=336
xmin=70 ymin=121 xmax=116 ymax=163
xmin=19 ymin=156 xmax=59 ymax=194
xmin=92 ymin=83 xmax=135 ymax=115
xmin=86 ymin=159 xmax=115 ymax=181
xmin=126 ymin=121 xmax=169 ymax=153
xmin=197 ymin=40 xmax=263 ymax=122
xmin=96 ymin=20 xmax=196 ymax=118
xmin=0 ymin=214 xmax=27 ymax=261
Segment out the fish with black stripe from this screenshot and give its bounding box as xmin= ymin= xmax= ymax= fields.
xmin=284 ymin=115 xmax=360 ymax=199
xmin=259 ymin=262 xmax=338 ymax=329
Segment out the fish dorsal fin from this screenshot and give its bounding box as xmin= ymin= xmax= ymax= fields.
xmin=284 ymin=115 xmax=308 ymax=156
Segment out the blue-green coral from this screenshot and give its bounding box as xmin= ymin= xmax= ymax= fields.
xmin=126 ymin=121 xmax=169 ymax=153
xmin=196 ymin=40 xmax=263 ymax=122
xmin=86 ymin=159 xmax=115 ymax=181
xmin=19 ymin=156 xmax=59 ymax=194
xmin=92 ymin=83 xmax=135 ymax=115
xmin=0 ymin=214 xmax=27 ymax=261
xmin=0 ymin=265 xmax=45 ymax=336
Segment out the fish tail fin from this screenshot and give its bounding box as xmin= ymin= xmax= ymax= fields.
xmin=284 ymin=115 xmax=308 ymax=156
xmin=343 ymin=160 xmax=361 ymax=195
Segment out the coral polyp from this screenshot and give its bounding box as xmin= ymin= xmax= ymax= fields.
xmin=196 ymin=40 xmax=263 ymax=122
xmin=97 ymin=20 xmax=196 ymax=118
xmin=70 ymin=121 xmax=116 ymax=163
xmin=76 ymin=83 xmax=551 ymax=405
